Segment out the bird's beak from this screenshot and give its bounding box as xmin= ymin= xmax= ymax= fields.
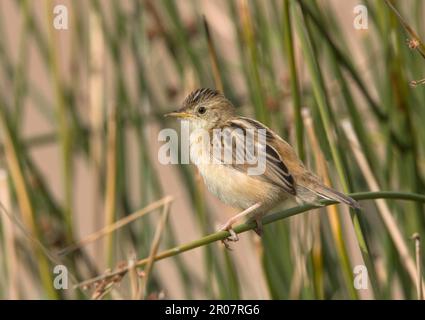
xmin=164 ymin=111 xmax=193 ymax=119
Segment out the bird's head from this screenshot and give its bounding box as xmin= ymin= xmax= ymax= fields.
xmin=165 ymin=88 xmax=236 ymax=130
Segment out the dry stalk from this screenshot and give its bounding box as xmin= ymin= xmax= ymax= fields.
xmin=0 ymin=170 xmax=19 ymax=299
xmin=89 ymin=6 xmax=105 ymax=261
xmin=140 ymin=202 xmax=171 ymax=299
xmin=104 ymin=107 xmax=118 ymax=266
xmin=410 ymin=233 xmax=423 ymax=300
xmin=59 ymin=195 xmax=174 ymax=256
xmin=128 ymin=254 xmax=140 ymax=300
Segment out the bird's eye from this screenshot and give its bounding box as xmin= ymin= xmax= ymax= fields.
xmin=197 ymin=106 xmax=206 ymax=115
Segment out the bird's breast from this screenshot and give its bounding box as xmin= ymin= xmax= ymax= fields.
xmin=197 ymin=162 xmax=284 ymax=210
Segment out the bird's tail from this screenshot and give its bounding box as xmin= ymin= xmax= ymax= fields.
xmin=312 ymin=184 xmax=360 ymax=209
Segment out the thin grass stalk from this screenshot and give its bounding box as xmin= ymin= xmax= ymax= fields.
xmin=194 ymin=171 xmax=216 ymax=299
xmin=238 ymin=0 xmax=268 ymax=124
xmin=76 ymin=191 xmax=425 ymax=289
xmin=202 ymin=16 xmax=223 ymax=92
xmin=310 ymin=211 xmax=323 ymax=299
xmin=226 ymin=1 xmax=259 ymax=106
xmin=288 ymin=246 xmax=303 ymax=299
xmin=127 ymin=254 xmax=139 ymax=300
xmin=88 ymin=4 xmax=104 ymax=173
xmin=0 ymin=1 xmax=12 ymax=79
xmin=221 ymin=249 xmax=241 ymax=299
xmin=262 ymin=221 xmax=293 ymax=299
xmin=411 ymin=233 xmax=423 ymax=300
xmin=213 ymin=244 xmax=240 ymax=299
xmin=45 ymin=0 xmax=74 ymax=241
xmin=26 ymin=2 xmax=49 ymax=64
xmin=342 ymin=121 xmax=425 ymax=293
xmin=282 ymin=0 xmax=304 ymax=160
xmin=69 ymin=1 xmax=88 ymax=165
xmin=0 ymin=170 xmax=18 ymax=299
xmin=249 ymin=1 xmax=280 ymax=103
xmin=141 ymin=202 xmax=170 ymax=299
xmin=12 ymin=0 xmax=30 ymax=130
xmin=104 ymin=108 xmax=118 ymax=267
xmin=263 ymin=240 xmax=289 ymax=298
xmin=89 ymin=6 xmax=105 ymax=265
xmin=289 ymin=212 xmax=316 ymax=299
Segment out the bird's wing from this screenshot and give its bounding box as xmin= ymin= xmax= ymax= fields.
xmin=212 ymin=117 xmax=296 ymax=196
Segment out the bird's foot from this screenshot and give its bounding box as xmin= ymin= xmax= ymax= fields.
xmin=216 ymin=203 xmax=263 ymax=249
xmin=218 ymin=223 xmax=239 ymax=250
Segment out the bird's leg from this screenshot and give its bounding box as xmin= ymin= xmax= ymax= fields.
xmin=253 ymin=216 xmax=263 ymax=237
xmin=219 ymin=202 xmax=262 ymax=247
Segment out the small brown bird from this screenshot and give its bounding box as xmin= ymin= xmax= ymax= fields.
xmin=166 ymin=88 xmax=359 ymax=243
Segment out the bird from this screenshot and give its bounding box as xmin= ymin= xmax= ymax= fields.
xmin=165 ymin=88 xmax=360 ymax=245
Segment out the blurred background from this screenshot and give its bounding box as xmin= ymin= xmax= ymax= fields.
xmin=0 ymin=0 xmax=424 ymax=299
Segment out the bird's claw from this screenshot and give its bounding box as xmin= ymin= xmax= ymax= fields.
xmin=218 ymin=224 xmax=239 ymax=250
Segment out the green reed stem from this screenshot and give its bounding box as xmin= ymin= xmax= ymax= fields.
xmin=282 ymin=0 xmax=304 ymax=160
xmin=75 ymin=191 xmax=425 ymax=289
xmin=203 ymin=16 xmax=224 ymax=92
xmin=239 ymin=0 xmax=269 ymax=125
